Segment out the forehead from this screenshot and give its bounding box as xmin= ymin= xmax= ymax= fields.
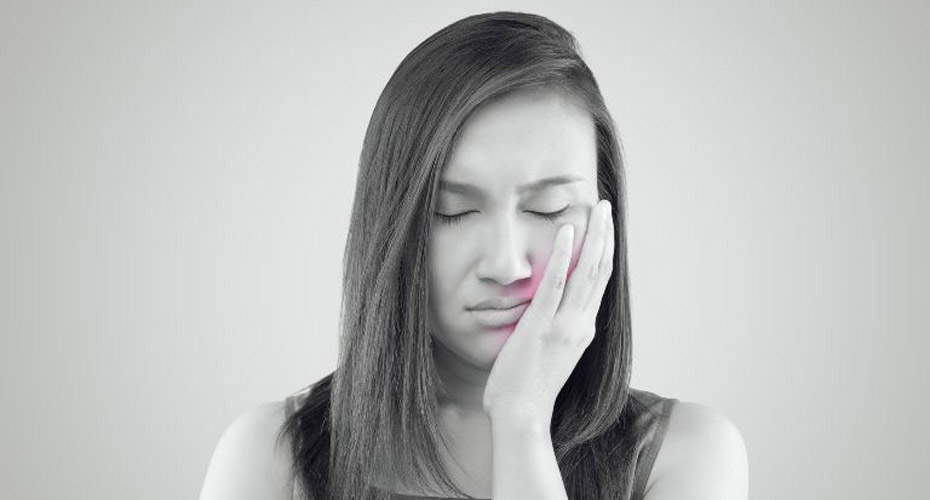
xmin=440 ymin=89 xmax=597 ymax=196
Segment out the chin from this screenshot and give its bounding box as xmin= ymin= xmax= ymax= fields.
xmin=437 ymin=325 xmax=514 ymax=371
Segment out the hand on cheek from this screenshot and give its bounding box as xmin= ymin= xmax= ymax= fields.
xmin=526 ymin=202 xmax=600 ymax=304
xmin=558 ymin=204 xmax=597 ymax=287
xmin=484 ymin=200 xmax=614 ymax=420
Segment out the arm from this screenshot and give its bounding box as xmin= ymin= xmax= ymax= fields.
xmin=483 ymin=202 xmax=614 ymax=499
xmin=197 ymin=401 xmax=295 ymax=500
xmin=490 ymin=413 xmax=568 ymax=500
xmin=643 ymin=402 xmax=749 ymax=500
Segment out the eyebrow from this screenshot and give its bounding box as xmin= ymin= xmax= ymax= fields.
xmin=438 ymin=174 xmax=584 ymax=198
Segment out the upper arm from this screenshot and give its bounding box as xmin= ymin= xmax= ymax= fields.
xmin=643 ymin=402 xmax=749 ymax=500
xmin=198 ymin=401 xmax=295 ymax=500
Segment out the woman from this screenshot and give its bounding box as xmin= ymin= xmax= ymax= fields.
xmin=198 ymin=11 xmax=748 ymax=500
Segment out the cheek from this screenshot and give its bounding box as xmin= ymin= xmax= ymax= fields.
xmin=528 ymin=222 xmax=586 ymax=295
xmin=429 ymin=242 xmax=462 ymax=306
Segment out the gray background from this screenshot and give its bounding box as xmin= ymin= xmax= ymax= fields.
xmin=1 ymin=1 xmax=927 ymax=499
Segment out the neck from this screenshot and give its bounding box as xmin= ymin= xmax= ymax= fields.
xmin=432 ymin=340 xmax=490 ymax=413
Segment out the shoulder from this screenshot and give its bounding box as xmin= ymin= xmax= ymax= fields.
xmin=644 ymin=400 xmax=749 ymax=500
xmin=197 ymin=400 xmax=295 ymax=500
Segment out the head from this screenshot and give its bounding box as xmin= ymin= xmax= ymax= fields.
xmin=428 ymin=86 xmax=600 ymax=372
xmin=329 ymin=11 xmax=632 ymax=499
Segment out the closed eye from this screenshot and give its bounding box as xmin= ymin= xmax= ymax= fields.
xmin=433 ymin=207 xmax=570 ymax=226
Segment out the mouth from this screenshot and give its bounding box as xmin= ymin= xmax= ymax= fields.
xmin=468 ymin=297 xmax=531 ymax=311
xmin=468 ymin=301 xmax=530 ymax=328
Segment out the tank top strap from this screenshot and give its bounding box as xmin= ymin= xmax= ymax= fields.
xmin=284 ymin=385 xmax=313 ymax=420
xmin=629 ymin=388 xmax=678 ymax=500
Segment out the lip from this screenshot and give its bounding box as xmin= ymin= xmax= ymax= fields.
xmin=469 ymin=301 xmax=531 ymax=329
xmin=468 ymin=297 xmax=531 ymax=311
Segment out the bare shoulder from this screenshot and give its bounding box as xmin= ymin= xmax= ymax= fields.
xmin=644 ymin=401 xmax=749 ymax=500
xmin=197 ymin=400 xmax=295 ymax=500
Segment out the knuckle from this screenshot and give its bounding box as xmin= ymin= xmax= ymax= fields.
xmin=550 ymin=317 xmax=587 ymax=343
xmin=544 ymin=320 xmax=571 ymax=341
xmin=600 ymin=252 xmax=613 ymax=274
xmin=588 ymin=263 xmax=600 ymax=282
xmin=582 ymin=326 xmax=597 ymax=344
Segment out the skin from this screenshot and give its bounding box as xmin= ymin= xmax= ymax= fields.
xmin=428 ymin=87 xmax=600 ymax=406
xmin=426 ymin=87 xmax=610 ymax=499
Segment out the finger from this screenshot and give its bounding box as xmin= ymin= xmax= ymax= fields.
xmin=561 ymin=200 xmax=609 ymax=314
xmin=581 ymin=200 xmax=611 ymax=308
xmin=587 ymin=204 xmax=615 ymax=315
xmin=523 ymin=223 xmax=574 ymax=324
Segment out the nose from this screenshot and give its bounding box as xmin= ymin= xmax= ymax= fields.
xmin=474 ymin=214 xmax=533 ymax=286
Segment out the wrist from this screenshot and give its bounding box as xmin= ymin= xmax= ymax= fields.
xmin=489 ymin=410 xmax=552 ymax=438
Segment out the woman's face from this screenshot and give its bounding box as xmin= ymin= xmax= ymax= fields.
xmin=428 ymin=88 xmax=601 ymax=371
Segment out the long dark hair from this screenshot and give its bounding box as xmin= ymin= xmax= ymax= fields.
xmin=280 ymin=11 xmax=647 ymax=500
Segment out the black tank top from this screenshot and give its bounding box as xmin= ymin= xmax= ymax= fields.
xmin=284 ymin=386 xmax=677 ymax=500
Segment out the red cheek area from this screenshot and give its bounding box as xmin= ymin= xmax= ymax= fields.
xmin=528 ymin=228 xmax=583 ymax=296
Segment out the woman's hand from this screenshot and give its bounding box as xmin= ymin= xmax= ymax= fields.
xmin=482 ymin=199 xmax=615 ymax=424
